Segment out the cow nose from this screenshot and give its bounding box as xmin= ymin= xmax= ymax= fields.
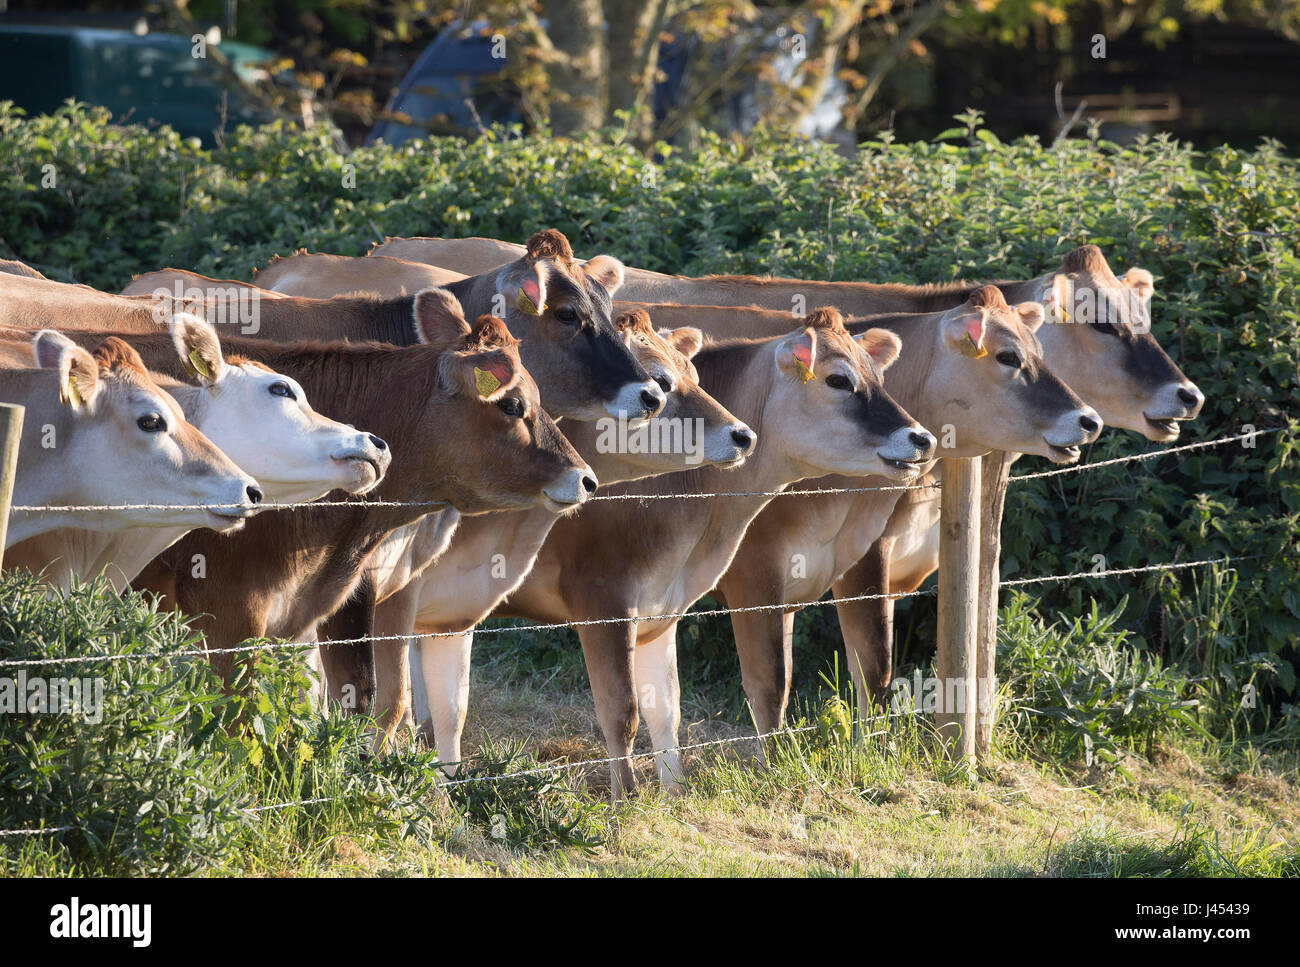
xmin=368 ymin=434 xmax=388 ymax=451
xmin=1079 ymin=414 xmax=1100 ymax=434
xmin=246 ymin=485 xmax=264 ymax=505
xmin=1178 ymin=386 xmax=1200 ymax=407
xmin=910 ymin=430 xmax=934 ymax=452
xmin=731 ymin=427 xmax=755 ymax=450
xmin=581 ymin=474 xmax=598 ymax=495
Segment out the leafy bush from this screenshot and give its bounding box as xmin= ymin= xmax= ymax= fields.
xmin=1 ymin=102 xmax=1296 ymax=703
xmin=997 ymin=592 xmax=1206 ymax=765
xmin=0 ymin=571 xmax=244 ymax=874
xmin=0 ymin=572 xmax=442 ymax=875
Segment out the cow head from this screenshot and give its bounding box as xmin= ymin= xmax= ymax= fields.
xmin=484 ymin=229 xmax=665 ymax=423
xmin=762 ymin=307 xmax=934 ymax=481
xmin=1036 ymin=245 xmax=1203 ymax=440
xmin=168 ymin=312 xmax=391 ymax=501
xmin=920 ymin=286 xmax=1102 ymax=463
xmin=409 ymin=290 xmax=598 ymax=514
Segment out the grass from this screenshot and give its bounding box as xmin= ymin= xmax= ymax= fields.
xmin=4 ymin=605 xmax=1297 ymax=878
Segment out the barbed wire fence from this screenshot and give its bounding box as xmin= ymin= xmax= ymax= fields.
xmin=0 ymin=426 xmax=1287 ymax=839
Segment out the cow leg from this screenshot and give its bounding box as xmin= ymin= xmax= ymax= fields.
xmin=417 ymin=629 xmax=473 ymax=775
xmin=731 ymin=605 xmax=795 ymax=736
xmin=316 ymin=576 xmax=377 ymax=717
xmin=633 ymin=623 xmax=684 ymax=793
xmin=577 ymin=622 xmax=638 ymax=798
xmin=832 ymin=536 xmax=896 ymax=724
xmin=371 ymin=581 xmax=421 ymax=748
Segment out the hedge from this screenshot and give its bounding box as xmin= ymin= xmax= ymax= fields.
xmin=1 ymin=102 xmax=1296 ymax=717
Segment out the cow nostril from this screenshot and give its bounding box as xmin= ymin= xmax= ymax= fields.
xmin=731 ymin=428 xmax=754 ymax=448
xmin=246 ymin=485 xmax=263 ymax=505
xmin=910 ymin=431 xmax=933 ymax=451
xmin=640 ymin=388 xmax=661 ymax=411
xmin=1177 ymin=387 xmax=1199 ymax=406
xmin=581 ymin=474 xmax=598 ymax=495
xmin=368 ymin=434 xmax=388 ymax=451
xmin=1080 ymin=415 xmax=1100 ymax=434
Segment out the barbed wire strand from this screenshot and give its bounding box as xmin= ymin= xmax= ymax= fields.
xmin=0 ymin=555 xmax=1248 ymax=671
xmin=7 ymin=427 xmax=1276 ymax=514
xmin=1 ymin=720 xmax=897 ymax=835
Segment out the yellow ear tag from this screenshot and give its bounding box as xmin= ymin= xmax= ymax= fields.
xmin=516 ymin=284 xmax=544 ymax=316
xmin=792 ymin=344 xmax=816 ymax=383
xmin=958 ymin=333 xmax=988 ymax=359
xmin=188 ymin=348 xmax=213 ymax=380
xmin=63 ymin=372 xmax=84 ymax=408
xmin=474 ymin=366 xmax=502 ymax=398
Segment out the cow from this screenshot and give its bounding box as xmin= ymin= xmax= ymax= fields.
xmin=1 ymin=332 xmax=261 ymax=546
xmin=481 ymin=308 xmax=933 ymax=796
xmin=382 ymin=308 xmax=756 ymax=756
xmin=128 ymin=296 xmax=595 ymax=710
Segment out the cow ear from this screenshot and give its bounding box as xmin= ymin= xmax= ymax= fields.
xmin=169 ymin=311 xmax=226 ymax=385
xmin=413 ymin=287 xmax=470 ymax=346
xmin=511 ymin=264 xmax=548 ymax=316
xmin=32 ymin=329 xmax=100 ymax=411
xmin=456 ymin=349 xmax=519 ymax=402
xmin=942 ymin=306 xmax=989 ymax=358
xmin=1120 ymin=267 xmax=1155 ymax=304
xmin=582 ymin=255 xmax=625 ymax=296
xmin=775 ymin=327 xmax=818 ymax=383
xmin=1016 ymin=302 xmax=1046 ymax=333
xmin=662 ymin=326 xmax=703 ymax=359
xmin=1042 ymin=273 xmax=1074 ymax=323
xmin=856 ymin=327 xmax=902 ymax=371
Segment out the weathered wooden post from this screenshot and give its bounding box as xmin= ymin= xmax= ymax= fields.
xmin=935 ymin=455 xmax=979 ymax=767
xmin=975 ymin=451 xmax=1013 ymax=762
xmin=0 ymin=402 xmax=24 ymax=571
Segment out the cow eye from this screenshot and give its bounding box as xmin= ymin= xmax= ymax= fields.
xmin=553 ymin=305 xmax=579 ymax=324
xmin=498 ymin=397 xmax=525 ymax=418
xmin=825 ymin=373 xmax=852 ymax=391
xmin=137 ymin=413 xmax=166 ymax=433
xmin=995 ymin=350 xmax=1021 ymax=369
xmin=269 ymin=380 xmax=296 ymax=400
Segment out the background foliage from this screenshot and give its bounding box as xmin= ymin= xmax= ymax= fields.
xmin=0 ymin=102 xmax=1297 ymax=722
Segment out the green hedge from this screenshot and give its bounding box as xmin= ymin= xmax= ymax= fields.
xmin=2 ymin=102 xmax=1297 ymax=715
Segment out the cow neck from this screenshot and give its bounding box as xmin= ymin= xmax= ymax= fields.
xmin=254 ymin=295 xmax=418 ymax=346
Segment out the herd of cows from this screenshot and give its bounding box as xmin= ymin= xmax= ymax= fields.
xmin=0 ymin=231 xmax=1205 ymax=794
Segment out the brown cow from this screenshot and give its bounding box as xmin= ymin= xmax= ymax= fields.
xmin=488 ymin=308 xmax=933 ymax=796
xmin=127 ymin=295 xmax=595 ymax=703
xmin=386 ymin=309 xmax=756 ymax=758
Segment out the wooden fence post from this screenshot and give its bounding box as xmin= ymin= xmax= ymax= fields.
xmin=935 ymin=456 xmax=980 ymax=768
xmin=0 ymin=402 xmax=24 ymax=571
xmin=975 ymin=451 xmax=1013 ymax=762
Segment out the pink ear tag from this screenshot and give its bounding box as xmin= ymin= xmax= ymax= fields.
xmin=957 ymin=316 xmax=987 ymax=359
xmin=792 ymin=343 xmax=816 ymax=383
xmin=517 ymin=277 xmax=544 ymax=315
